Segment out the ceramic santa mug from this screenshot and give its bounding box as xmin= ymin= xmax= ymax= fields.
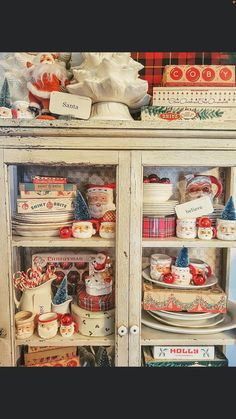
xmin=171 ymin=265 xmax=192 ymax=286
xmin=176 ymin=218 xmax=197 ymax=239
xmin=72 ymin=219 xmax=100 ymax=239
xmin=189 ymin=258 xmax=212 ymax=280
xmin=99 ymin=221 xmax=116 ymax=239
xmin=197 ymin=217 xmax=216 ymax=240
xmin=216 ymin=218 xmax=236 ymax=241
xmin=59 ymin=314 xmax=78 ymax=338
xmin=37 ymin=312 xmax=60 ymax=339
xmin=150 ymin=254 xmax=172 ymax=280
xmin=15 ymin=311 xmax=35 ymax=340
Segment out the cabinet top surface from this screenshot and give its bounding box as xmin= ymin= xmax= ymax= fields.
xmin=0 ymin=119 xmax=236 ymax=150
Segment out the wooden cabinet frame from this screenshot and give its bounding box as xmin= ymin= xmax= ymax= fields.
xmin=1 ymin=120 xmax=236 ymax=367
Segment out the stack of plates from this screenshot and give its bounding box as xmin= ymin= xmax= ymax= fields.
xmin=143 ymin=200 xmax=179 ymax=216
xmin=141 ymin=301 xmax=236 ymax=334
xmin=205 ymin=204 xmax=224 ymax=226
xmin=143 ymin=183 xmax=174 ymax=203
xmin=12 ymin=212 xmax=74 ymax=237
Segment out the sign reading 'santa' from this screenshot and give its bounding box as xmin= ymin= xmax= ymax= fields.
xmin=49 ymin=91 xmax=92 ymax=119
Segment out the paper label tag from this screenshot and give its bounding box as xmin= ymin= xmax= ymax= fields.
xmin=175 ymin=196 xmax=214 ymax=219
xmin=152 ymin=346 xmax=215 ymax=360
xmin=49 ymin=91 xmax=92 ymax=119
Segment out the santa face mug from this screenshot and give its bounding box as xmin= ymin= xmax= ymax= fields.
xmin=72 ymin=220 xmax=100 ymax=239
xmin=216 ymin=219 xmax=236 ymax=240
xmin=15 ymin=311 xmax=35 ymax=340
xmin=189 ymin=258 xmax=212 ymax=280
xmin=99 ymin=221 xmax=116 ymax=239
xmin=150 ymin=254 xmax=172 ymax=280
xmin=198 ymin=226 xmax=216 ymax=240
xmin=59 ymin=314 xmax=78 ymax=338
xmin=176 ymin=219 xmax=197 ymax=239
xmin=171 ymin=265 xmax=192 ymax=286
xmin=86 ymin=184 xmax=116 ymax=219
xmin=37 ymin=312 xmax=60 ymax=339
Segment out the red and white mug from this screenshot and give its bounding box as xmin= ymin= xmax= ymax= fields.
xmin=189 ymin=258 xmax=212 ymax=280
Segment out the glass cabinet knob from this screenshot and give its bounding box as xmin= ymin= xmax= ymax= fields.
xmin=130 ymin=325 xmax=139 ymax=335
xmin=118 ymin=325 xmax=128 ymax=336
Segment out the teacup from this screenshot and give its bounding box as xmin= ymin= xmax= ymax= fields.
xmin=99 ymin=221 xmax=116 ymax=239
xmin=150 ymin=254 xmax=172 ymax=280
xmin=15 ymin=311 xmax=35 ymax=340
xmin=37 ymin=312 xmax=60 ymax=339
xmin=72 ymin=219 xmax=100 ymax=239
xmin=189 ymin=258 xmax=212 ymax=279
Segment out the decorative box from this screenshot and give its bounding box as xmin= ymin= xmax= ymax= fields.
xmin=32 ymin=251 xmax=97 ymax=289
xmin=19 ymin=183 xmax=77 ymax=192
xmin=32 ymin=176 xmax=67 ymax=184
xmin=24 ymin=346 xmax=77 ymax=366
xmin=17 ymin=198 xmax=75 ymax=213
xmin=19 ymin=190 xmax=77 ymax=199
xmin=85 ymin=272 xmax=113 ymax=296
xmin=77 ymin=286 xmax=115 ymax=312
xmin=71 ymin=303 xmax=115 ymax=336
xmin=143 ymin=347 xmax=228 ymax=367
xmin=28 ymin=356 xmax=80 ymax=367
xmin=141 ymin=105 xmax=236 ymax=122
xmin=152 ymin=345 xmax=215 ymax=360
xmin=162 ymin=65 xmax=235 ymax=87
xmin=143 ymin=282 xmax=227 ymax=313
xmin=143 ymin=216 xmax=176 ymax=238
xmin=153 ymin=87 xmax=236 ymax=107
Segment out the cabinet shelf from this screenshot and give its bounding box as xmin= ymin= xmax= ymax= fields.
xmin=142 ymin=238 xmax=236 ymax=248
xmin=11 ymin=235 xmax=115 ymax=248
xmin=16 ymin=332 xmax=115 ymax=347
xmin=141 ymin=325 xmax=236 ymax=346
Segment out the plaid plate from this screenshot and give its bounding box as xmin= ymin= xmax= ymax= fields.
xmin=143 ymin=216 xmax=176 ymax=238
xmin=77 ymin=285 xmax=115 ymax=312
xmin=131 ymin=52 xmax=236 ymax=95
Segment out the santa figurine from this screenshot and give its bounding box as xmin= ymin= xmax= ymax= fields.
xmin=86 ymin=183 xmax=116 ymax=219
xmin=92 ymin=253 xmax=111 ymax=272
xmin=26 ymin=53 xmax=69 ymax=119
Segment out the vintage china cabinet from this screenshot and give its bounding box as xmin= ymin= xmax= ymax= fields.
xmin=0 ymin=119 xmax=236 ymax=367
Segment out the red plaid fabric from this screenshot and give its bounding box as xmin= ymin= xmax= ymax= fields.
xmin=77 ymin=285 xmax=115 ymax=312
xmin=131 ymin=52 xmax=235 ymax=95
xmin=143 ymin=216 xmax=176 ymax=238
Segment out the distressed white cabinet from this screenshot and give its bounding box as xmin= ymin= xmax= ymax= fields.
xmin=0 ymin=119 xmax=236 ymax=366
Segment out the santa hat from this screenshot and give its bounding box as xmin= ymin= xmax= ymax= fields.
xmin=60 ymin=314 xmax=74 ymax=326
xmin=220 ymin=196 xmax=236 ymax=220
xmin=86 ymin=183 xmax=116 ymax=195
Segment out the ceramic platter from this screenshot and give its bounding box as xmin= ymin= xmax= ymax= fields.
xmin=157 ymin=310 xmax=220 ymax=320
xmin=147 ymin=310 xmax=224 ymax=328
xmin=141 ymin=301 xmax=236 ymax=334
xmin=142 ymin=266 xmax=218 ymax=290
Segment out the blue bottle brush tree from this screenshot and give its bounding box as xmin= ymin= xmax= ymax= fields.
xmin=175 ymin=247 xmax=189 ymax=268
xmin=53 ymin=276 xmax=69 ymax=305
xmin=221 ymin=196 xmax=236 ymax=221
xmin=74 ymin=190 xmax=91 ymax=220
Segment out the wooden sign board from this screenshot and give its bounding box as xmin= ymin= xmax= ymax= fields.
xmin=175 ymin=196 xmax=214 ymax=219
xmin=49 ymin=91 xmax=92 ymax=119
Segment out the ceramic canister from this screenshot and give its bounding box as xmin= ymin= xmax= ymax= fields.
xmin=150 ymin=254 xmax=172 ymax=280
xmin=15 ymin=311 xmax=35 ymax=340
xmin=176 ymin=218 xmax=197 ymax=239
xmin=71 ymin=303 xmax=115 ymax=337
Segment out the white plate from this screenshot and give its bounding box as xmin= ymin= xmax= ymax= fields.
xmin=142 ymin=266 xmax=218 ymax=289
xmin=141 ymin=301 xmax=236 ymax=334
xmin=147 ymin=310 xmax=224 ymax=328
xmin=157 ymin=310 xmax=220 ymax=320
xmin=13 ymin=229 xmax=60 ymax=237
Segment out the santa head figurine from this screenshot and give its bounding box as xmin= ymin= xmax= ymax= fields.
xmin=92 ymin=252 xmax=111 ymax=272
xmin=197 ymin=217 xmax=216 ymax=240
xmin=59 ymin=313 xmax=78 ymax=338
xmin=86 ymin=183 xmax=116 ymax=219
xmin=26 ymin=53 xmax=69 ymax=119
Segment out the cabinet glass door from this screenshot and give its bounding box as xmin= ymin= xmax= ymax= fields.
xmin=1 ymin=148 xmax=130 ymax=367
